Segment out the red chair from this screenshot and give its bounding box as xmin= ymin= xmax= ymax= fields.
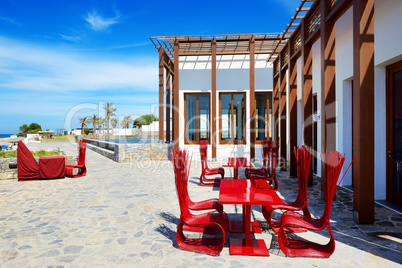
xmin=172 ymin=148 xmax=229 ymax=256
xmin=278 ymin=150 xmax=347 ymax=258
xmin=17 ymin=141 xmax=40 ymax=180
xmin=249 ymin=141 xmax=279 ymax=190
xmin=199 ymin=140 xmax=224 ymax=186
xmin=245 ymin=140 xmax=270 ymax=179
xmin=262 ymin=145 xmax=311 ymax=233
xmin=65 ymin=140 xmax=87 ymax=178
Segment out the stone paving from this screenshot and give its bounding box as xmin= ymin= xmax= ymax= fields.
xmin=0 ymin=141 xmax=401 ymax=267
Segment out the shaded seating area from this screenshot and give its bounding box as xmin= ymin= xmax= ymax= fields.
xmin=171 ymin=147 xmax=229 ymax=256
xmin=65 ymin=140 xmax=87 ymax=178
xmin=17 ymin=141 xmax=65 ymax=180
xmin=199 ymin=140 xmax=224 ymax=187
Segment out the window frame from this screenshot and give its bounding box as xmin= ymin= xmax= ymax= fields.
xmin=254 ymin=92 xmax=272 ymax=144
xmin=219 ymin=92 xmax=247 ymax=145
xmin=184 ymin=92 xmax=211 ymax=145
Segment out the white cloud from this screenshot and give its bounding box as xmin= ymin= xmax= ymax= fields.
xmin=84 ymin=10 xmax=121 ymax=31
xmin=0 ymin=16 xmax=21 ymax=26
xmin=0 ymin=36 xmax=158 ymax=92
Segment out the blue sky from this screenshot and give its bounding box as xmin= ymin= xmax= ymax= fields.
xmin=0 ymin=0 xmax=301 ymax=134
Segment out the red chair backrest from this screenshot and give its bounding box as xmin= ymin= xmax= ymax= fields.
xmin=261 ymin=140 xmax=271 ymax=170
xmin=321 ymin=150 xmax=346 ymax=220
xmin=17 ymin=141 xmax=40 ymax=179
xmin=199 ymin=140 xmax=208 ymax=171
xmin=172 ymin=148 xmax=193 ymax=221
xmin=77 ymin=140 xmax=87 ymax=166
xmin=293 ymin=145 xmax=312 ymax=205
xmin=270 ymin=141 xmax=279 ymax=175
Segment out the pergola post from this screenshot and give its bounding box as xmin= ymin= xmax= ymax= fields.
xmin=173 ymin=40 xmax=180 ymax=149
xmin=158 ymin=48 xmax=165 ymax=143
xmin=166 ymin=69 xmax=171 ymax=142
xmin=211 ymin=40 xmax=217 ymax=159
xmin=288 ymin=44 xmax=298 ymax=177
xmin=250 ymin=37 xmax=256 ymax=160
xmin=279 ymin=65 xmax=287 ymax=170
xmin=273 ymin=64 xmax=279 ymax=142
xmin=320 ymin=0 xmax=337 ymax=194
xmin=352 ymin=0 xmax=375 ymax=223
xmin=301 ymin=20 xmax=314 ymax=186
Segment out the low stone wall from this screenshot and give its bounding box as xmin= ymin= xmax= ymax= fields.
xmin=0 ymin=151 xmax=75 ymax=180
xmin=83 ymin=138 xmax=169 ymax=163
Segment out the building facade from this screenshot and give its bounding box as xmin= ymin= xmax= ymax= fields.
xmin=151 ymin=0 xmax=402 ymax=223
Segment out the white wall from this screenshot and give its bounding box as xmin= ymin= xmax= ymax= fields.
xmin=373 ymin=0 xmax=402 ymax=199
xmin=335 ymin=6 xmax=354 ymax=186
xmin=179 ymin=54 xmax=273 ymax=161
xmin=312 ymin=38 xmax=322 ymax=177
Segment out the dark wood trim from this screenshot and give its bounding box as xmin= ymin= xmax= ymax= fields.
xmin=386 ymin=60 xmax=402 ymax=204
xmin=183 ymin=93 xmax=211 ymax=145
xmin=321 ymin=0 xmax=337 ymax=193
xmin=305 ymin=25 xmax=321 ymax=46
xmin=173 ymin=40 xmax=180 ymax=149
xmin=219 ymin=92 xmax=247 ymax=145
xmin=212 ymin=40 xmax=217 ymax=158
xmin=327 ymin=0 xmax=353 ymax=23
xmin=352 ymin=0 xmax=375 ymax=223
xmin=159 ymin=48 xmax=164 ymax=142
xmin=250 ymin=38 xmax=256 ymax=159
xmin=301 ymin=19 xmax=314 ymax=186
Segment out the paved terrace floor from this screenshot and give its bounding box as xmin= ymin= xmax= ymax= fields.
xmin=0 ymin=141 xmax=401 ymax=267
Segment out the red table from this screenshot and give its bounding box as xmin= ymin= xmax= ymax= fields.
xmin=219 ymin=179 xmax=283 ymax=256
xmin=222 ymin=157 xmax=253 ymax=179
xmin=39 ymin=156 xmax=66 ymax=179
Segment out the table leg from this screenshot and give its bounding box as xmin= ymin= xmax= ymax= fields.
xmin=229 ymin=204 xmax=262 ymax=233
xmin=229 ymin=204 xmax=270 ymax=256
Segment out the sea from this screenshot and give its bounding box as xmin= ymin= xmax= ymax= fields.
xmin=0 ymin=134 xmax=12 ymax=139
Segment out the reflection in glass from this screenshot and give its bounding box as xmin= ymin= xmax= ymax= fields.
xmin=186 ymin=95 xmax=197 ymax=141
xmin=233 ymin=94 xmax=244 ymax=141
xmin=256 ymin=94 xmax=267 ymax=141
xmin=221 ymin=94 xmax=231 ymax=141
xmin=199 ymin=95 xmax=209 ymax=140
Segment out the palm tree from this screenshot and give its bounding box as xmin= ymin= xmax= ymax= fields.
xmin=89 ymin=114 xmax=100 ymax=135
xmin=98 ymin=117 xmax=106 ymax=135
xmin=120 ymin=116 xmax=133 ymax=129
xmin=78 ymin=116 xmax=89 ymax=136
xmin=111 ymin=117 xmax=118 ymax=136
xmin=103 ymin=102 xmax=116 ymax=136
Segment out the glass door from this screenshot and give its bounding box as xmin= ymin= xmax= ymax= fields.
xmin=388 ymin=61 xmax=402 ymax=204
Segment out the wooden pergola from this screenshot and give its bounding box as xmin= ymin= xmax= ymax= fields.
xmin=150 ymin=33 xmax=291 ymax=159
xmin=270 ymin=0 xmax=374 ymax=224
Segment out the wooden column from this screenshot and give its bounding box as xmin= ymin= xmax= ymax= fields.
xmin=321 ymin=0 xmax=336 ymax=193
xmin=166 ymin=70 xmax=171 ymax=142
xmin=250 ymin=38 xmax=256 ymax=160
xmin=288 ymin=44 xmax=298 ymax=177
xmin=158 ymin=48 xmax=164 ymax=142
xmin=352 ymin=0 xmax=375 ymax=223
xmin=173 ymin=40 xmax=180 ymax=149
xmin=302 ymin=21 xmax=314 ymax=186
xmin=280 ymin=67 xmax=287 ymax=170
xmin=273 ymin=68 xmax=279 ymax=142
xmin=172 ymin=74 xmax=175 ymax=142
xmin=211 ymin=40 xmax=217 ymax=159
